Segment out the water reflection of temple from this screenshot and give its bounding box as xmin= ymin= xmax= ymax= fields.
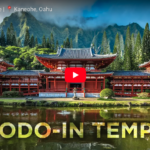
xmin=0 ymin=107 xmax=150 ymax=123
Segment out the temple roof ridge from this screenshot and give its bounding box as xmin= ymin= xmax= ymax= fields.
xmin=35 ymin=48 xmax=117 ymax=59
xmin=139 ymin=60 xmax=150 ymax=68
xmin=0 ymin=58 xmax=14 ymax=67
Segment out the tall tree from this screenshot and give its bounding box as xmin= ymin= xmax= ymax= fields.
xmin=111 ymin=33 xmax=122 ymax=70
xmin=70 ymin=38 xmax=73 ymax=48
xmin=123 ymin=26 xmax=132 ymax=70
xmin=50 ymin=33 xmax=55 ymax=51
xmin=42 ymin=35 xmax=46 ymax=48
xmin=131 ymin=33 xmax=135 ymax=52
xmin=65 ymin=38 xmax=70 ymax=48
xmin=100 ymin=31 xmax=109 ymax=54
xmin=133 ymin=32 xmax=142 ymax=70
xmin=46 ymin=38 xmax=50 ymax=48
xmin=24 ymin=28 xmax=30 ymax=46
xmin=12 ymin=34 xmax=17 ymax=46
xmin=9 ymin=23 xmax=15 ymax=45
xmin=119 ymin=34 xmax=124 ymax=58
xmin=35 ymin=37 xmax=38 ymax=46
xmin=142 ymin=23 xmax=150 ymax=62
xmin=30 ymin=35 xmax=35 ymax=48
xmin=17 ymin=38 xmax=22 ymax=47
xmin=6 ymin=28 xmax=11 ymax=45
xmin=56 ymin=40 xmax=59 ymax=51
xmin=0 ymin=30 xmax=6 ymax=46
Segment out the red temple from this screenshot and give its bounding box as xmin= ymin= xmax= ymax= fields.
xmin=0 ymin=47 xmax=150 ymax=97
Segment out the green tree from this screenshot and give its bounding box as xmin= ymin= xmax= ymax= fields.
xmin=100 ymin=31 xmax=109 ymax=54
xmin=42 ymin=35 xmax=46 ymax=48
xmin=120 ymin=34 xmax=124 ymax=58
xmin=46 ymin=38 xmax=50 ymax=48
xmin=56 ymin=40 xmax=59 ymax=51
xmin=12 ymin=34 xmax=17 ymax=46
xmin=65 ymin=38 xmax=70 ymax=48
xmin=50 ymin=33 xmax=55 ymax=51
xmin=70 ymin=38 xmax=73 ymax=48
xmin=0 ymin=30 xmax=6 ymax=46
xmin=133 ymin=32 xmax=142 ymax=69
xmin=123 ymin=26 xmax=132 ymax=70
xmin=30 ymin=35 xmax=35 ymax=48
xmin=9 ymin=23 xmax=15 ymax=45
xmin=13 ymin=58 xmax=22 ymax=70
xmin=24 ymin=28 xmax=30 ymax=46
xmin=6 ymin=28 xmax=11 ymax=45
xmin=35 ymin=37 xmax=38 ymax=46
xmin=111 ymin=33 xmax=122 ymax=70
xmin=17 ymin=38 xmax=22 ymax=47
xmin=142 ymin=23 xmax=150 ymax=62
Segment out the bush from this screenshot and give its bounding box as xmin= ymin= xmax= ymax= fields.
xmin=100 ymin=88 xmax=114 ymax=99
xmin=137 ymin=92 xmax=149 ymax=98
xmin=2 ymin=91 xmax=24 ymax=97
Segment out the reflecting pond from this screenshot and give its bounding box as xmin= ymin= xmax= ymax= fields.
xmin=0 ymin=106 xmax=150 ymax=150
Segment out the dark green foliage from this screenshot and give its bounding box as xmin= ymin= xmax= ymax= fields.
xmin=100 ymin=31 xmax=110 ymax=54
xmin=42 ymin=35 xmax=46 ymax=48
xmin=50 ymin=33 xmax=55 ymax=50
xmin=100 ymin=88 xmax=114 ymax=98
xmin=6 ymin=28 xmax=11 ymax=45
xmin=24 ymin=28 xmax=30 ymax=46
xmin=30 ymin=35 xmax=35 ymax=48
xmin=70 ymin=38 xmax=73 ymax=48
xmin=133 ymin=32 xmax=142 ymax=70
xmin=35 ymin=37 xmax=38 ymax=46
xmin=142 ymin=23 xmax=150 ymax=62
xmin=0 ymin=30 xmax=6 ymax=46
xmin=2 ymin=91 xmax=24 ymax=97
xmin=123 ymin=27 xmax=133 ymax=70
xmin=111 ymin=33 xmax=122 ymax=70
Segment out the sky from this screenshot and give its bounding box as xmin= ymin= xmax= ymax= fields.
xmin=0 ymin=0 xmax=150 ymax=28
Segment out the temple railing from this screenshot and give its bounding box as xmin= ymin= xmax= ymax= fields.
xmin=111 ymin=80 xmax=150 ymax=84
xmin=0 ymin=80 xmax=40 ymax=83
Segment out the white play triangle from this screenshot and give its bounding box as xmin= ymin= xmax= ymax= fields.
xmin=73 ymin=72 xmax=78 ymax=78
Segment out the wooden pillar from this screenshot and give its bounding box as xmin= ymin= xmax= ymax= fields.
xmin=141 ymin=84 xmax=143 ymax=92
xmin=19 ymin=77 xmax=21 ymax=92
xmin=132 ymin=84 xmax=134 ymax=97
xmin=103 ymin=76 xmax=105 ymax=89
xmin=54 ymin=77 xmax=56 ymax=91
xmin=95 ymin=77 xmax=97 ymax=89
xmin=83 ymin=82 xmax=85 ymax=97
xmin=9 ymin=77 xmax=11 ymax=91
xmin=28 ymin=77 xmax=30 ymax=93
xmin=46 ymin=76 xmax=49 ymax=91
xmin=37 ymin=77 xmax=39 ymax=92
xmin=122 ymin=84 xmax=124 ymax=97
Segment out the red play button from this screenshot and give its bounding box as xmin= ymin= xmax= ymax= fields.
xmin=65 ymin=68 xmax=86 ymax=83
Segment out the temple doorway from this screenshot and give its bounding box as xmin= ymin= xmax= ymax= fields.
xmin=70 ymin=83 xmax=82 ymax=88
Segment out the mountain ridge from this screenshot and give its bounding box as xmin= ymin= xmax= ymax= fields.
xmin=0 ymin=12 xmax=144 ymax=51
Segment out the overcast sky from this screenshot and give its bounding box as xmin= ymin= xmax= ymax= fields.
xmin=0 ymin=0 xmax=150 ymax=28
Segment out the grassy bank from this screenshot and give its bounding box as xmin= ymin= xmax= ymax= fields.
xmin=0 ymin=98 xmax=150 ymax=107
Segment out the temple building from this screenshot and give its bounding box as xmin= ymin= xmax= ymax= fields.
xmin=0 ymin=47 xmax=150 ymax=97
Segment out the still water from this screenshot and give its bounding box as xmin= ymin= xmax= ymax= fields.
xmin=0 ymin=106 xmax=150 ymax=150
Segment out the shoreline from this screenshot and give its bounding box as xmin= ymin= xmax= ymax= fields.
xmin=0 ymin=97 xmax=150 ymax=107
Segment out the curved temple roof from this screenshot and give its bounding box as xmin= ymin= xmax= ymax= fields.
xmin=139 ymin=60 xmax=150 ymax=68
xmin=0 ymin=58 xmax=14 ymax=67
xmin=35 ymin=48 xmax=117 ymax=59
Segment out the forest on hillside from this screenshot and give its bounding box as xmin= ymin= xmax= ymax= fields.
xmin=0 ymin=22 xmax=150 ymax=71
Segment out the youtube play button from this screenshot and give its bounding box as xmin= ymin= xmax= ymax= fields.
xmin=65 ymin=68 xmax=86 ymax=83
